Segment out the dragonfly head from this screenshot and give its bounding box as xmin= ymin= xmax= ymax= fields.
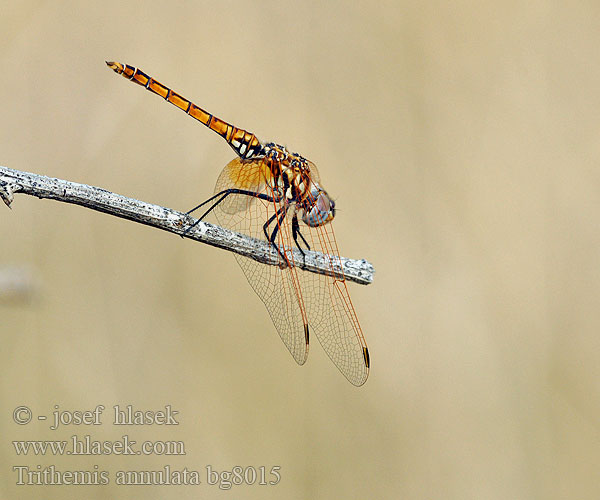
xmin=302 ymin=184 xmax=336 ymax=227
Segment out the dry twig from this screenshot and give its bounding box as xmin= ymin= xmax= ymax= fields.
xmin=0 ymin=166 xmax=374 ymax=285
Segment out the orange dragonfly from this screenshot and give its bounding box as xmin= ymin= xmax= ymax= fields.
xmin=106 ymin=61 xmax=370 ymax=385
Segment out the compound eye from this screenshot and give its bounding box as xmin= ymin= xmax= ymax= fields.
xmin=301 ymin=189 xmax=335 ymax=227
xmin=316 ymin=192 xmax=331 ymax=213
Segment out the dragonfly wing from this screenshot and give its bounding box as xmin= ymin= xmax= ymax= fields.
xmin=228 ymin=252 xmax=310 ymax=365
xmin=216 ymin=157 xmax=267 ymax=214
xmin=299 ymin=224 xmax=370 ymax=386
xmin=212 ymin=159 xmax=310 ymax=365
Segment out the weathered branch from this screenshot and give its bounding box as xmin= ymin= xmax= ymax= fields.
xmin=0 ymin=166 xmax=374 ymax=285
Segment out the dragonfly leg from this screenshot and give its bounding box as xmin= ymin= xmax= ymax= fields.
xmin=291 ymin=213 xmax=310 ymax=268
xmin=183 ymin=189 xmax=275 ymax=236
xmin=262 ymin=211 xmax=279 ymax=243
xmin=263 ymin=206 xmax=289 ymax=262
xmin=292 ymin=214 xmax=311 ymax=251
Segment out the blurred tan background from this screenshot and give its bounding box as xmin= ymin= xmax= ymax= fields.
xmin=1 ymin=1 xmax=600 ymax=498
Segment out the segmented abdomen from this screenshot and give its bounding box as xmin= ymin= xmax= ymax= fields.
xmin=106 ymin=61 xmax=263 ymax=159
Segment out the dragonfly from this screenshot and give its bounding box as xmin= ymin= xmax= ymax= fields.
xmin=106 ymin=61 xmax=370 ymax=385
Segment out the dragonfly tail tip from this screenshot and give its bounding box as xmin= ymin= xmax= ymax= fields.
xmin=105 ymin=61 xmax=120 ymax=72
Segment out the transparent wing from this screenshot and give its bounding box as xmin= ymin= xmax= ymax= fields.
xmin=212 ymin=158 xmax=310 ymax=365
xmin=296 ymin=222 xmax=370 ymax=386
xmin=212 ymin=157 xmax=369 ymax=385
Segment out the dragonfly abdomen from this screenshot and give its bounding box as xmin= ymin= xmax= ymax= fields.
xmin=106 ymin=61 xmax=263 ymax=159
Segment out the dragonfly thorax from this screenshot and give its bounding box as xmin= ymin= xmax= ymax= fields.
xmin=263 ymin=143 xmax=310 ymax=198
xmin=261 ymin=143 xmax=335 ymax=227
